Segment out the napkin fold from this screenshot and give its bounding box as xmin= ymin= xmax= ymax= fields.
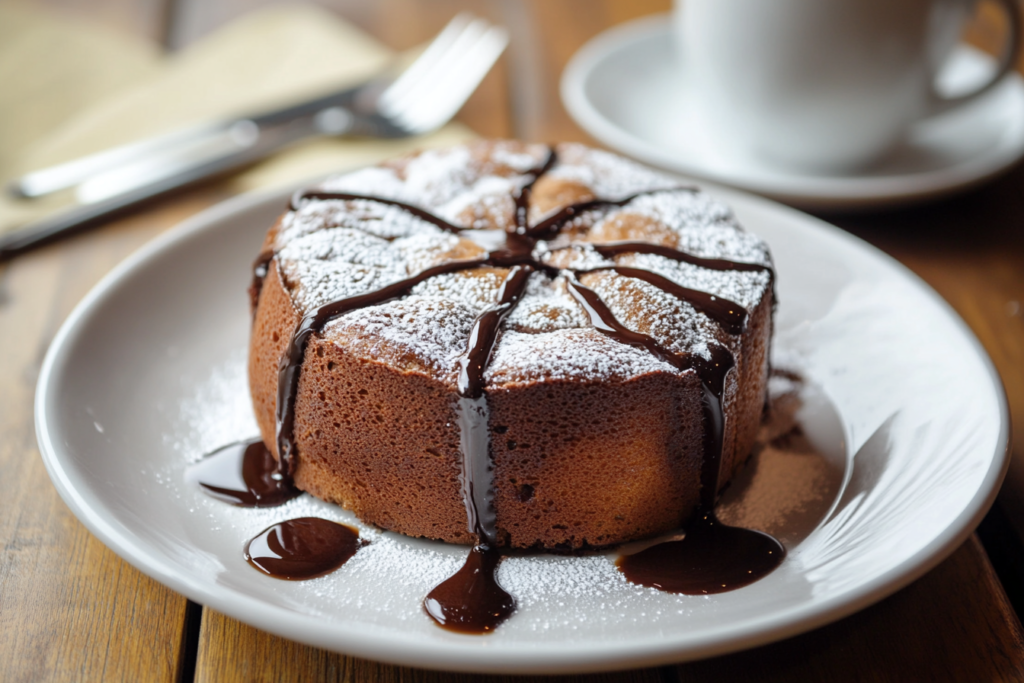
xmin=0 ymin=4 xmax=477 ymax=235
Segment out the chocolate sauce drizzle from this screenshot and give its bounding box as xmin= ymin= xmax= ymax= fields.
xmin=245 ymin=517 xmax=363 ymax=580
xmin=255 ymin=146 xmax=780 ymax=631
xmin=250 ymin=252 xmax=274 ymax=312
xmin=190 ymin=438 xmax=301 ymax=508
xmin=423 ymin=544 xmax=512 ymax=634
xmin=575 ymin=266 xmax=747 ymax=335
xmin=615 ymin=346 xmax=785 ymax=594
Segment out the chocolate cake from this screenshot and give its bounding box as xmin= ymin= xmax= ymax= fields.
xmin=248 ymin=140 xmax=774 ymax=552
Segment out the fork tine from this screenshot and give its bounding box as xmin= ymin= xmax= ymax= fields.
xmin=379 ymin=17 xmax=491 ymax=117
xmin=381 ymin=13 xmax=474 ymax=108
xmin=380 ymin=17 xmax=508 ymax=135
xmin=396 ymin=25 xmax=509 ymax=133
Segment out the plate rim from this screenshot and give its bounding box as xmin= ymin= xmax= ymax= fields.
xmin=34 ymin=184 xmax=1011 ymax=674
xmin=561 ymin=13 xmax=1024 ymax=211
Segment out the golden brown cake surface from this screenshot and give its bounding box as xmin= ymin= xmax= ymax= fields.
xmin=249 ymin=141 xmax=773 ymax=550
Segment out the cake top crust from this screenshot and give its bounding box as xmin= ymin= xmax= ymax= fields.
xmin=269 ymin=141 xmax=772 ymax=387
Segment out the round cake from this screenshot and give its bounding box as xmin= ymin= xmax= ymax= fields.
xmin=248 ymin=140 xmax=774 ymax=550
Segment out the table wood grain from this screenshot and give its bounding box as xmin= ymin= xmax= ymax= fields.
xmin=3 ymin=1 xmax=1024 ymax=681
xmin=0 ymin=188 xmax=227 ymax=683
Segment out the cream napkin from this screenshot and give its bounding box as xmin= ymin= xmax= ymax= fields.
xmin=0 ymin=4 xmax=477 ymax=235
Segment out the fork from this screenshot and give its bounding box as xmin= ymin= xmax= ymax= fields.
xmin=0 ymin=13 xmax=508 ymax=260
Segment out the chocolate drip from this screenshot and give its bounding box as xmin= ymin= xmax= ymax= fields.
xmin=250 ymin=251 xmax=274 ymax=312
xmin=424 ymin=267 xmax=532 ymax=634
xmin=423 ymin=545 xmax=515 ymax=633
xmin=454 ymin=265 xmax=533 ymax=542
xmin=690 ymin=344 xmax=735 ymax=507
xmin=455 ymin=395 xmax=494 ymax=543
xmin=565 ymin=275 xmax=785 ymax=592
xmin=420 ymin=153 xmax=564 ymax=635
xmin=512 ymin=149 xmax=558 ymax=232
xmin=190 ymin=439 xmax=301 ymax=508
xmin=458 ymin=265 xmax=533 ymax=400
xmin=245 ymin=517 xmax=363 ymax=580
xmin=577 ymin=265 xmax=748 ymax=335
xmin=617 ymin=346 xmax=786 ymax=594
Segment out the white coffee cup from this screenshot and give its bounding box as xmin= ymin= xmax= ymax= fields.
xmin=675 ymin=0 xmax=1022 ymax=171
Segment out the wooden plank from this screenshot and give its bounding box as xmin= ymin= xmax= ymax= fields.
xmin=194 ymin=608 xmax=665 ymax=683
xmin=675 ymin=536 xmax=1024 ymax=682
xmin=0 ymin=186 xmax=229 ymax=683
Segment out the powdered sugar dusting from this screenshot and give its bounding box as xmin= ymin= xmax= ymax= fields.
xmin=323 ymin=295 xmax=480 ymax=378
xmin=317 ymin=270 xmax=509 ymax=378
xmin=409 ymin=268 xmax=504 ymax=308
xmin=504 ymin=274 xmax=590 ymax=333
xmin=270 ymin=140 xmax=773 ymax=386
xmin=279 ymin=197 xmax=448 ymax=244
xmin=609 ymin=190 xmax=737 ymax=236
xmin=164 ymin=348 xmax=259 ymax=463
xmin=487 ymin=328 xmax=678 ymax=384
xmin=585 ymin=271 xmax=716 ymax=359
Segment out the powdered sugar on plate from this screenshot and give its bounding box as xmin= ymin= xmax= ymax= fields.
xmin=162 ymin=349 xmax=843 ymax=635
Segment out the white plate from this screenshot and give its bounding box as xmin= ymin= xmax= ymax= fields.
xmin=36 ymin=185 xmax=1008 ymax=673
xmin=561 ymin=14 xmax=1024 ymax=210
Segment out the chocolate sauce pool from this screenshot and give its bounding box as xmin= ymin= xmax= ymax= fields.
xmin=423 ymin=545 xmax=515 ymax=634
xmin=188 ymin=441 xmax=364 ymax=579
xmin=617 ymin=514 xmax=784 ymax=594
xmin=222 ymin=144 xmax=783 ymax=631
xmin=189 ymin=439 xmax=300 ymax=508
xmin=245 ymin=517 xmax=363 ymax=580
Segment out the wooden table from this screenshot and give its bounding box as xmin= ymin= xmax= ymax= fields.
xmin=3 ymin=1 xmax=1024 ymax=680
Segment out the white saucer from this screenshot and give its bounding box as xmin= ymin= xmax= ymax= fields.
xmin=562 ymin=14 xmax=1024 ymax=210
xmin=35 ymin=183 xmax=1008 ymax=673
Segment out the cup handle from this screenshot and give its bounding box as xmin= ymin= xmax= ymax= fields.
xmin=932 ymin=0 xmax=1023 ymax=113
